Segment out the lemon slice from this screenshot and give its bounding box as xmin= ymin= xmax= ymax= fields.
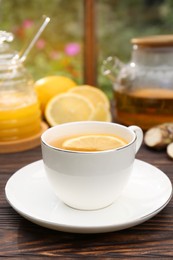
xmin=69 ymin=85 xmax=110 ymax=109
xmin=62 ymin=134 xmax=127 ymax=152
xmin=45 ymin=93 xmax=95 ymax=126
xmin=34 ymin=76 xmax=77 ymax=113
xmin=91 ymin=103 xmax=112 ymax=122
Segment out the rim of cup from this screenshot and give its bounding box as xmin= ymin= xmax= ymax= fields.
xmin=41 ymin=121 xmax=137 ymax=154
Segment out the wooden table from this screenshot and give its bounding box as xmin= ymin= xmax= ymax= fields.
xmin=1 ymin=140 xmax=173 ymax=258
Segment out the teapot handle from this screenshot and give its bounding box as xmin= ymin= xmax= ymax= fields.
xmin=102 ymin=56 xmax=124 ymax=82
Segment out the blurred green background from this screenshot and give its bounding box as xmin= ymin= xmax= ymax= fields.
xmin=1 ymin=0 xmax=173 ymax=97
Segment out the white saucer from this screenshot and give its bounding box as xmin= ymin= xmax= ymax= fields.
xmin=5 ymin=159 xmax=172 ymax=234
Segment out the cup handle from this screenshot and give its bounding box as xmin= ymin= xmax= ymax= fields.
xmin=128 ymin=125 xmax=143 ymax=153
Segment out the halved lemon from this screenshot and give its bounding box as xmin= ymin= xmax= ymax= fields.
xmin=69 ymin=85 xmax=110 ymax=109
xmin=62 ymin=134 xmax=127 ymax=152
xmin=34 ymin=75 xmax=77 ymax=113
xmin=45 ymin=93 xmax=95 ymax=126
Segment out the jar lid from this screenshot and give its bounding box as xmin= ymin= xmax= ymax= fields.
xmin=131 ymin=35 xmax=173 ymax=47
xmin=0 ymin=31 xmax=19 ymax=65
xmin=0 ymin=31 xmax=13 ymax=44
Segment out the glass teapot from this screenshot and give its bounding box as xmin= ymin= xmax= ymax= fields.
xmin=0 ymin=31 xmax=42 ymax=146
xmin=103 ymin=35 xmax=173 ymax=130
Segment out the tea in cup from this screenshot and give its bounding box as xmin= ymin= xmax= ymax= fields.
xmin=41 ymin=121 xmax=143 ymax=210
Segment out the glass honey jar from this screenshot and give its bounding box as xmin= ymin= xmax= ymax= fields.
xmin=0 ymin=31 xmax=43 ymax=151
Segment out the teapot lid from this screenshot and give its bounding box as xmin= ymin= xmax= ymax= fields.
xmin=131 ymin=35 xmax=173 ymax=47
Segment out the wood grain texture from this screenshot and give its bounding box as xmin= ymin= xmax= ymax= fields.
xmin=1 ymin=139 xmax=173 ymax=258
xmin=83 ymin=0 xmax=97 ymax=86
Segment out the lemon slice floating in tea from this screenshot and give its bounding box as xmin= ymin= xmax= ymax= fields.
xmin=62 ymin=134 xmax=127 ymax=152
xmin=45 ymin=93 xmax=95 ymax=126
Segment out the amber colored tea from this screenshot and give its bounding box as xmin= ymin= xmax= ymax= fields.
xmin=114 ymin=88 xmax=173 ymax=130
xmin=49 ymin=133 xmax=128 ymax=152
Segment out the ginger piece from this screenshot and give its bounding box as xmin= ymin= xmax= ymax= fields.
xmin=144 ymin=123 xmax=173 ymax=149
xmin=167 ymin=142 xmax=173 ymax=159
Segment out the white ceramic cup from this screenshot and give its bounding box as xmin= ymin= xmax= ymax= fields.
xmin=41 ymin=121 xmax=143 ymax=210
